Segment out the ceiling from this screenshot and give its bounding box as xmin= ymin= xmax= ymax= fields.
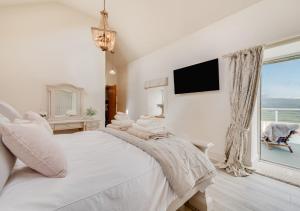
xmin=0 ymin=0 xmax=51 ymax=6
xmin=0 ymin=0 xmax=262 ymax=66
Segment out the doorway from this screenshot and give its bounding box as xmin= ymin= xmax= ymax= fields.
xmin=105 ymin=85 xmax=117 ymax=126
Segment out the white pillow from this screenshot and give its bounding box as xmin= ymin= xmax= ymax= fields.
xmin=0 ymin=101 xmax=22 ymax=121
xmin=23 ymin=111 xmax=53 ymax=134
xmin=0 ymin=140 xmax=16 ymax=191
xmin=0 ymin=116 xmax=16 ymax=192
xmin=1 ymin=122 xmax=67 ymax=178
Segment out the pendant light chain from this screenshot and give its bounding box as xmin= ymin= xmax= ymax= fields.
xmin=103 ymin=0 xmax=106 ymax=31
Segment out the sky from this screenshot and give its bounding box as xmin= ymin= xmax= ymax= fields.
xmin=261 ymin=59 xmax=300 ymax=99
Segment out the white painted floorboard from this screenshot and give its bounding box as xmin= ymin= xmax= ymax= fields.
xmin=205 ymin=170 xmax=300 ymax=211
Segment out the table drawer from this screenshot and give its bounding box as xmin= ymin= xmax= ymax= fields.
xmin=86 ymin=121 xmax=100 ymax=130
xmin=54 ymin=122 xmax=83 ymax=131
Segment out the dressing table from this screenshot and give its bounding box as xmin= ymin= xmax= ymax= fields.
xmin=47 ymin=84 xmax=100 ymax=134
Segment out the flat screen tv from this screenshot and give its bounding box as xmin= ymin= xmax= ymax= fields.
xmin=173 ymin=59 xmax=219 ymax=94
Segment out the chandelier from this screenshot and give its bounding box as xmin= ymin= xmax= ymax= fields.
xmin=91 ymin=0 xmax=116 ymax=53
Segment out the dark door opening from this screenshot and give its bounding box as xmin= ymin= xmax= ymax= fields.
xmin=105 ymin=85 xmax=117 ymax=126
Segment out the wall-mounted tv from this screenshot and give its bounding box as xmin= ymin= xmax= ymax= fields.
xmin=173 ymin=58 xmax=219 ymax=94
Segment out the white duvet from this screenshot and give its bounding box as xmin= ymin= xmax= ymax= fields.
xmin=0 ymin=131 xmax=177 ymax=211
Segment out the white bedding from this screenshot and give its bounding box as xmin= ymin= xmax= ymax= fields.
xmin=0 ymin=131 xmax=177 ymax=211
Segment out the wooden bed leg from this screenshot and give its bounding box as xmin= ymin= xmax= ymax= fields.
xmin=187 ymin=191 xmax=213 ymax=211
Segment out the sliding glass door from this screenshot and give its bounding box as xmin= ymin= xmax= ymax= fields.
xmin=260 ymin=56 xmax=300 ymax=169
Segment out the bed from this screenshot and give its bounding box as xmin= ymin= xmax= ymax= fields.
xmin=0 ymin=129 xmax=215 ymax=211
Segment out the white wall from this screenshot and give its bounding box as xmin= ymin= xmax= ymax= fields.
xmin=106 ymin=53 xmax=118 ymax=86
xmin=0 ymin=3 xmax=106 ymax=122
xmin=122 ymin=0 xmax=300 ymax=160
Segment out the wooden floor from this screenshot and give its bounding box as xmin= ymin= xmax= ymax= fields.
xmin=202 ymin=170 xmax=300 ymax=211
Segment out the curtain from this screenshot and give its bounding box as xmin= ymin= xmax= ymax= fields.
xmin=221 ymin=46 xmax=264 ymax=177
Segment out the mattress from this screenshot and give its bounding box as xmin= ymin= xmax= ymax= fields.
xmin=0 ymin=131 xmax=177 ymax=211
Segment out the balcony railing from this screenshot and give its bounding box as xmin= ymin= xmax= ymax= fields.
xmin=261 ymin=108 xmax=300 ymax=123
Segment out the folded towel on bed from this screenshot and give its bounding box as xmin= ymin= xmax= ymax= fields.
xmin=136 ymin=118 xmax=164 ymax=128
xmin=127 ymin=127 xmax=169 ymax=140
xmin=132 ymin=123 xmax=167 ymax=134
xmin=111 ymin=120 xmax=134 ymax=127
xmin=127 ymin=128 xmax=153 ymax=140
xmin=114 ymin=115 xmax=129 ymax=121
xmin=114 ymin=112 xmax=130 ymax=121
xmin=107 ymin=124 xmax=128 ymax=131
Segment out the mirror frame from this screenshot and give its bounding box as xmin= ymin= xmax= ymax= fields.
xmin=47 ymin=84 xmax=84 ymax=120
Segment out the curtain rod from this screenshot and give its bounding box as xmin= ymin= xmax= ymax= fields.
xmin=222 ymin=35 xmax=300 ymax=58
xmin=265 ymin=35 xmax=300 ymax=49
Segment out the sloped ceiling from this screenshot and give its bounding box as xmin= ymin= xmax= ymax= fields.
xmin=0 ymin=0 xmax=262 ymax=66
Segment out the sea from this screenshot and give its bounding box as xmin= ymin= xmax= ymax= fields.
xmin=261 ymin=98 xmax=300 ymax=123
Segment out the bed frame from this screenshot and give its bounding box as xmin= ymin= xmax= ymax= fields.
xmin=167 ymin=142 xmax=215 ymax=211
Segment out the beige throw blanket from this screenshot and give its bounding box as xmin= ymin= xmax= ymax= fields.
xmin=103 ymin=128 xmax=216 ymax=197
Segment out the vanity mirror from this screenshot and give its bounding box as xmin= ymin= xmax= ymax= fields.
xmin=47 ymin=84 xmax=84 ymax=120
